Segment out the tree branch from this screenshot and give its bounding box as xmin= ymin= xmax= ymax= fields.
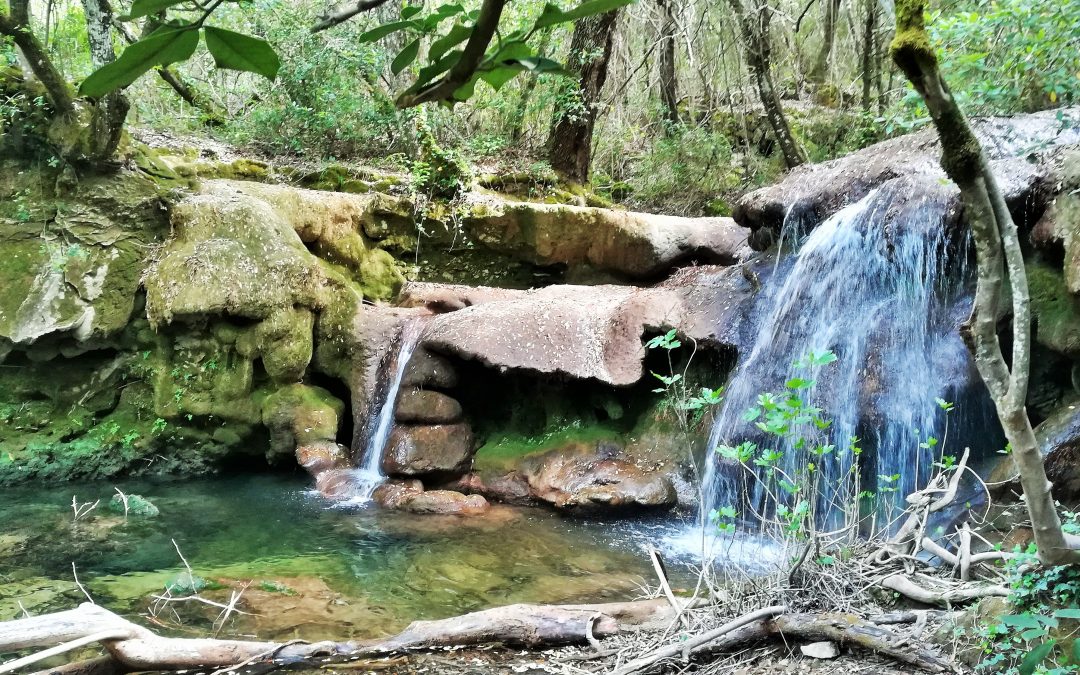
xmin=395 ymin=0 xmax=507 ymax=107
xmin=311 ymin=0 xmax=391 ymax=33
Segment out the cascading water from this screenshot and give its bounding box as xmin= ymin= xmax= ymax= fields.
xmin=701 ymin=180 xmax=984 ymax=532
xmin=348 ymin=320 xmax=425 ymax=501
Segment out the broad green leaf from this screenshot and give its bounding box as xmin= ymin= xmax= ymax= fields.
xmin=124 ymin=0 xmax=183 ymax=20
xmin=204 ymin=27 xmax=280 ymax=80
xmin=1054 ymin=608 xmax=1080 ymax=620
xmin=357 ymin=20 xmax=416 ymax=43
xmin=391 ymin=38 xmax=421 ymax=75
xmin=400 ymin=5 xmax=424 ymax=19
xmin=79 ymin=26 xmax=199 ymax=97
xmin=518 ymin=56 xmax=569 ymax=75
xmin=429 ymin=22 xmax=472 ymax=62
xmin=534 ymin=0 xmax=633 ymax=29
xmin=1018 ymin=640 xmax=1055 ymax=675
xmin=479 ymin=65 xmax=524 ymax=91
xmin=451 ymin=72 xmax=480 ymax=101
xmin=489 ymin=40 xmax=534 ymax=63
xmin=1002 ymin=614 xmax=1046 ymax=630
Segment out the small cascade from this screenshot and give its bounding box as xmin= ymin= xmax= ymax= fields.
xmin=349 ymin=320 xmax=426 ymax=501
xmin=702 ymin=180 xmax=985 ymax=530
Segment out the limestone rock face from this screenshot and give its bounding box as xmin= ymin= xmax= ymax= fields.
xmin=463 ymin=195 xmax=751 ymax=278
xmin=734 ymin=109 xmax=1080 ymax=246
xmin=395 ymin=389 xmax=463 ymax=424
xmin=519 ymin=442 xmax=677 ymax=510
xmin=382 ymin=423 xmax=476 ymax=477
xmin=414 ymin=283 xmax=684 ymax=386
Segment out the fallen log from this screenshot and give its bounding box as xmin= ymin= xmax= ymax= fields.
xmin=1 ymin=599 xmax=678 ymax=674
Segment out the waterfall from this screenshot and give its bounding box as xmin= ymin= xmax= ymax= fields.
xmin=702 ymin=180 xmax=980 ymax=530
xmin=349 ymin=320 xmax=425 ymax=501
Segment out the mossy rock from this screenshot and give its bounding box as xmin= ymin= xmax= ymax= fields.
xmin=261 ymin=384 xmax=345 ymax=464
xmin=1029 ymin=261 xmax=1080 ymax=357
xmin=108 ymin=493 xmax=159 ymax=517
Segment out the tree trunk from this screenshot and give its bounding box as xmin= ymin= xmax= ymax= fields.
xmin=509 ymin=29 xmax=552 ymax=145
xmin=860 ymin=0 xmax=876 ymax=112
xmin=807 ymin=0 xmax=839 ymax=85
xmin=547 ymin=10 xmax=619 ymax=184
xmin=80 ymin=0 xmax=128 ymax=161
xmin=656 ymin=0 xmax=679 ymax=128
xmin=728 ymin=0 xmax=807 ymax=169
xmin=890 ymin=0 xmax=1080 ymax=566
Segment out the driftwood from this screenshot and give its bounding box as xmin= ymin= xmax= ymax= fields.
xmin=0 ymin=599 xmax=678 ymax=674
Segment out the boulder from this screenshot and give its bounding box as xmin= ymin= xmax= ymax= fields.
xmin=462 ymin=194 xmax=751 ymax=278
xmin=450 ymin=472 xmax=536 ymax=506
xmin=296 ymin=440 xmax=351 ymax=476
xmin=395 ymin=388 xmax=463 ymax=424
xmin=382 ymin=423 xmax=475 ymax=477
xmin=373 ymin=480 xmax=490 ymax=515
xmin=734 ymin=109 xmax=1080 ymax=245
xmin=401 ymin=347 xmax=459 ymax=389
xmin=520 ymin=442 xmax=677 ymax=510
xmin=989 ymin=398 xmax=1080 ymax=500
xmin=261 ymin=384 xmax=345 ymax=465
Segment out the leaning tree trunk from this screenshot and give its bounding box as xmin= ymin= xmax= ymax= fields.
xmin=656 ymin=0 xmax=679 ymax=128
xmin=0 ymin=0 xmax=76 ymax=115
xmin=728 ymin=0 xmax=807 ymax=169
xmin=547 ymin=10 xmax=619 ymax=184
xmin=807 ymin=0 xmax=840 ymax=86
xmin=891 ymin=0 xmax=1080 ymax=565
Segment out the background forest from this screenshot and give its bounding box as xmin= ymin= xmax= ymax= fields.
xmin=4 ymin=0 xmax=1077 ymax=215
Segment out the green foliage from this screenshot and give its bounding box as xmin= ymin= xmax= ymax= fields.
xmin=976 ymin=531 xmax=1080 ymax=674
xmin=646 ymin=329 xmax=725 ymax=424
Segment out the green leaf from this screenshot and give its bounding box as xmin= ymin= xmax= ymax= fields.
xmin=1018 ymin=640 xmax=1055 ymax=675
xmin=204 ymin=27 xmax=280 ymax=80
xmin=400 ymin=5 xmax=424 ymax=19
xmin=124 ymin=0 xmax=183 ymax=20
xmin=518 ymin=56 xmax=569 ymax=75
xmin=391 ymin=38 xmax=421 ymax=75
xmin=479 ymin=65 xmax=524 ymax=91
xmin=534 ymin=0 xmax=633 ymax=29
xmin=429 ymin=22 xmax=472 ymax=62
xmin=1053 ymin=608 xmax=1080 ymax=620
xmin=357 ymin=20 xmax=416 ymax=43
xmin=1003 ymin=614 xmax=1044 ymax=630
xmin=79 ymin=26 xmax=199 ymax=97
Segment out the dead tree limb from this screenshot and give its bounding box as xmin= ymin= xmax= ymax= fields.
xmin=1 ymin=599 xmax=680 ymax=674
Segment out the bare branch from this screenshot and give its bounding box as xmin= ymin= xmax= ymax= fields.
xmin=311 ymin=0 xmax=391 ymax=33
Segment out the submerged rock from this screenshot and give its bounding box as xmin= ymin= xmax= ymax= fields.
xmin=107 ymin=493 xmax=159 ymax=517
xmin=373 ymin=480 xmax=490 ymax=515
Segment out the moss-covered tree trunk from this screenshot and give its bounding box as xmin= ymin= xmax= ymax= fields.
xmin=547 ymin=10 xmax=619 ymax=184
xmin=891 ymin=0 xmax=1080 ymax=565
xmin=728 ymin=0 xmax=807 ymax=169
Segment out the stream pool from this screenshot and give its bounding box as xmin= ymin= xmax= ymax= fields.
xmin=0 ymin=474 xmax=705 ymax=641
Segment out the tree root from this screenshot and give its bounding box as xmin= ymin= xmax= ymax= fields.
xmin=880 ymin=573 xmax=1008 ymax=607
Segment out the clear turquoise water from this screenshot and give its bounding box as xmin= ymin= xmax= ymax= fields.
xmin=0 ymin=474 xmax=692 ymax=641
